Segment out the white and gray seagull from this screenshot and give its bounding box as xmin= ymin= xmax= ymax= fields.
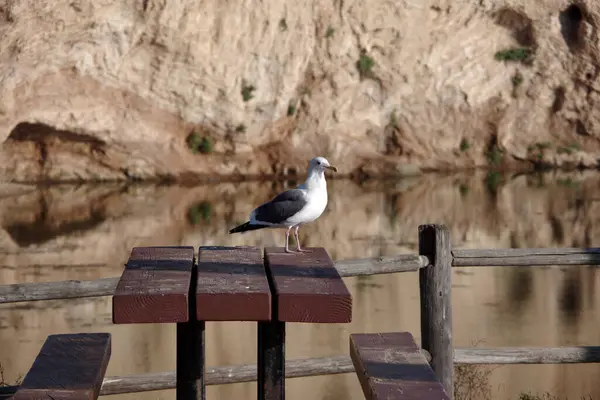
xmin=229 ymin=156 xmax=337 ymax=253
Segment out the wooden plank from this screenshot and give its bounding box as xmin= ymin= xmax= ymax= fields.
xmin=0 ymin=255 xmax=428 ymax=305
xmin=13 ymin=333 xmax=111 ymax=400
xmin=264 ymin=247 xmax=352 ymax=323
xmin=418 ymin=224 xmax=453 ymax=394
xmin=112 ymin=246 xmax=195 ymax=324
xmin=350 ymin=332 xmax=450 ymax=400
xmin=196 ymin=246 xmax=271 ymax=321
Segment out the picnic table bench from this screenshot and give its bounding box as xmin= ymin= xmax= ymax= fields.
xmin=112 ymin=245 xmax=353 ymax=400
xmin=12 ymin=333 xmax=111 ymax=400
xmin=349 ymin=332 xmax=450 ymax=400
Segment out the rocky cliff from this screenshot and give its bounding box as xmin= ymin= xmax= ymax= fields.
xmin=1 ymin=0 xmax=600 ymax=182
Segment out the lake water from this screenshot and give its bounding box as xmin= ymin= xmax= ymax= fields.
xmin=1 ymin=170 xmax=600 ymax=400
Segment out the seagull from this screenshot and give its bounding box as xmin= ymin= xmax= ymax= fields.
xmin=229 ymin=156 xmax=337 ymax=253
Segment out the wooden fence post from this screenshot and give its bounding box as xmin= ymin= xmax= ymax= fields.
xmin=418 ymin=224 xmax=453 ymax=397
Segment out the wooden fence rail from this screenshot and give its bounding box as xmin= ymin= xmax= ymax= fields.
xmin=452 ymin=248 xmax=600 ymax=266
xmin=0 ymin=255 xmax=428 ymax=304
xmin=2 ymin=347 xmax=600 ymax=398
xmin=4 ymin=248 xmax=600 ymax=305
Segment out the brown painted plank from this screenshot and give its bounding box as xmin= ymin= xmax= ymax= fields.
xmin=112 ymin=246 xmax=195 ymax=324
xmin=196 ymin=246 xmax=271 ymax=321
xmin=264 ymin=247 xmax=352 ymax=323
xmin=350 ymin=332 xmax=450 ymax=400
xmin=13 ymin=333 xmax=111 ymax=400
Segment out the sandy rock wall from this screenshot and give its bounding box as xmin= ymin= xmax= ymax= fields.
xmin=0 ymin=0 xmax=599 ymax=181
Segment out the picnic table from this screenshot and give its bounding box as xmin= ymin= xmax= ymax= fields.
xmin=111 ymin=245 xmax=353 ymax=400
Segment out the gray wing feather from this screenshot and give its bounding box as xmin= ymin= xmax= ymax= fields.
xmin=253 ymin=189 xmax=307 ymax=224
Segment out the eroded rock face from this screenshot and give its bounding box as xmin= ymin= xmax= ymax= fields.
xmin=1 ymin=0 xmax=600 ymax=182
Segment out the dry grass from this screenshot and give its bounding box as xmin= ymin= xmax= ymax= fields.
xmin=0 ymin=362 xmax=22 ymax=387
xmin=454 ymin=363 xmax=494 ymax=400
xmin=453 ymin=360 xmax=592 ymax=400
xmin=519 ymin=393 xmax=593 ymax=400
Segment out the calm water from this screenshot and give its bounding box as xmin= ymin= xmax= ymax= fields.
xmin=1 ymin=170 xmax=600 ymax=399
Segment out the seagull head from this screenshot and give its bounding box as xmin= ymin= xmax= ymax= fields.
xmin=309 ymin=156 xmax=337 ymax=173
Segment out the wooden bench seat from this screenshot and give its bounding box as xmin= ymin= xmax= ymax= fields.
xmin=350 ymin=332 xmax=450 ymax=400
xmin=13 ymin=333 xmax=111 ymax=400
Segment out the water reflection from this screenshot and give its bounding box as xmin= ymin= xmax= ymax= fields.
xmin=1 ymin=170 xmax=600 ymax=399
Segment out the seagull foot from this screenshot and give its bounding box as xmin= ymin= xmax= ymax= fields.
xmin=285 ymin=248 xmax=298 ymax=254
xmin=296 ymin=248 xmax=312 ymax=253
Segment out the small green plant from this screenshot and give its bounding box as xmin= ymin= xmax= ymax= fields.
xmin=187 ymin=201 xmax=213 ymax=225
xmin=458 ymin=183 xmax=470 ymax=196
xmin=459 ymin=138 xmax=471 ymax=152
xmin=512 ymin=72 xmax=523 ymax=87
xmin=235 ymin=124 xmax=246 ymax=133
xmin=287 ymin=104 xmax=296 ymax=116
xmin=494 ymin=47 xmax=534 ymax=64
xmin=557 ymin=177 xmax=580 ymax=188
xmin=390 ymin=111 xmax=398 ymax=129
xmin=241 ymin=83 xmax=256 ymax=102
xmin=186 ymin=133 xmax=213 ymax=154
xmin=486 ymin=145 xmax=504 ymax=166
xmin=279 ymin=18 xmax=287 ymax=31
xmin=511 ymin=71 xmax=524 ymax=97
xmin=534 ymin=142 xmax=551 ymax=150
xmin=557 ymin=142 xmax=581 ymax=154
xmin=325 ymin=26 xmax=335 ymax=38
xmin=356 ymin=52 xmax=375 ymax=78
xmin=528 ymin=142 xmax=551 ymax=161
xmin=485 ymin=171 xmax=503 ymax=193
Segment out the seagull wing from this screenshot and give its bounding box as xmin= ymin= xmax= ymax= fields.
xmin=252 ymin=189 xmax=308 ymax=225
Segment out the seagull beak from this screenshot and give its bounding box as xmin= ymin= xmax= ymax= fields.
xmin=326 ymin=165 xmax=338 ymax=172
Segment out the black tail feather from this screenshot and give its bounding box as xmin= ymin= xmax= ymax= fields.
xmin=229 ymin=221 xmax=268 ymax=234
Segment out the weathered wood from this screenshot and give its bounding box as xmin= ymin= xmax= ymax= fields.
xmin=196 ymin=246 xmax=271 ymax=321
xmin=419 ymin=224 xmax=453 ymax=397
xmin=0 ymin=255 xmax=427 ymax=305
xmin=0 ymin=277 xmax=120 ymax=304
xmin=454 ymin=247 xmax=600 ymax=257
xmin=453 ymin=247 xmax=600 ymax=266
xmin=455 ymin=346 xmax=600 ymax=364
xmin=112 ymin=246 xmax=195 ymax=324
xmin=335 ymin=254 xmax=428 ymax=276
xmin=257 ymin=321 xmax=285 ymax=400
xmin=3 ymin=347 xmax=600 ymax=397
xmin=13 ymin=333 xmax=111 ymax=400
xmin=350 ymin=332 xmax=450 ymax=400
xmin=264 ymin=247 xmax=352 ymax=323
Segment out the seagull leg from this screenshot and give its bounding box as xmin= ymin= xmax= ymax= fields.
xmin=294 ymin=225 xmax=312 ymax=253
xmin=285 ymin=226 xmax=296 ymax=253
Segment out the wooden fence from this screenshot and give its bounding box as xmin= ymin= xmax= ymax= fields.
xmin=2 ymin=224 xmax=600 ymax=398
